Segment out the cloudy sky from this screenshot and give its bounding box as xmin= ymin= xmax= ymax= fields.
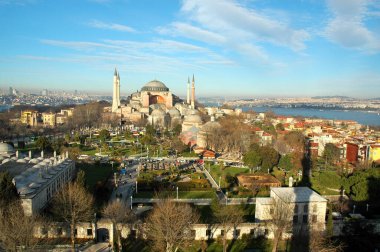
xmin=0 ymin=0 xmax=379 ymax=98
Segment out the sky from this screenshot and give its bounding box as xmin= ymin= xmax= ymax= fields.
xmin=0 ymin=0 xmax=379 ymax=98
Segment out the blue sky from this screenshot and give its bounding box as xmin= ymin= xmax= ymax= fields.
xmin=0 ymin=0 xmax=379 ymax=98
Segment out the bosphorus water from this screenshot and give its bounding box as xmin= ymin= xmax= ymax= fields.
xmin=242 ymin=106 xmax=380 ymax=126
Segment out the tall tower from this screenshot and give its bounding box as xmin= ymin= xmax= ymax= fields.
xmin=186 ymin=77 xmax=190 ymax=105
xmin=112 ymin=68 xmax=121 ymax=112
xmin=191 ymin=74 xmax=195 ymax=109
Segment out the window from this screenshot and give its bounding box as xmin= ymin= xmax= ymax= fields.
xmin=87 ymin=228 xmax=93 ymax=236
xmin=294 ymin=204 xmax=299 ymax=214
xmin=312 ymin=215 xmax=317 ymax=223
xmin=270 ymin=208 xmax=274 ymax=214
xmin=206 ymin=229 xmax=211 ymax=236
xmin=293 ymin=215 xmax=299 ymax=224
xmin=74 ymin=228 xmax=77 ymax=236
xmin=220 ymin=230 xmax=225 ymax=236
xmin=40 ymin=227 xmax=48 ymax=235
xmin=191 ymin=230 xmax=196 ymax=238
xmin=313 ymin=204 xmax=317 ymax=213
xmin=250 ymin=229 xmax=255 ymax=235
xmin=303 ymin=204 xmax=309 ymax=213
xmin=57 ymin=227 xmax=63 ymax=236
xmin=235 ymin=229 xmax=241 ymax=237
xmin=264 ymin=229 xmax=269 ymax=236
xmin=303 ymin=215 xmax=308 ymax=224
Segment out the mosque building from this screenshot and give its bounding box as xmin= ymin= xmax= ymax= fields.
xmin=107 ymin=68 xmax=199 ymax=129
xmin=107 ymin=69 xmax=240 ymax=149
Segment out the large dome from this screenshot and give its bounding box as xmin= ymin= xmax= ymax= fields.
xmin=141 ymin=80 xmax=169 ymax=92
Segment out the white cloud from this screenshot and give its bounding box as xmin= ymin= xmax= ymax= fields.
xmin=158 ymin=0 xmax=309 ymax=66
xmin=324 ymin=0 xmax=380 ymax=53
xmin=88 ymin=20 xmax=135 ymax=32
xmin=181 ymin=0 xmax=309 ymax=51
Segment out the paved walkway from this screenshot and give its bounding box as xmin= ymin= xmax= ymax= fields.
xmin=83 ymin=242 xmax=110 ymax=252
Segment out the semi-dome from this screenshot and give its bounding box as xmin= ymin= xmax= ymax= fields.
xmin=151 ymin=108 xmax=166 ymax=117
xmin=141 ymin=80 xmax=169 ymax=92
xmin=0 ymin=143 xmax=14 ymax=154
xmin=168 ymin=107 xmax=181 ymax=118
xmin=184 ymin=114 xmax=202 ymax=124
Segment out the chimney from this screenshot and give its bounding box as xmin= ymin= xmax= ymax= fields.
xmin=41 ymin=150 xmax=44 ymax=158
xmin=29 ymin=150 xmax=32 ymax=158
xmin=16 ymin=150 xmax=19 ymax=158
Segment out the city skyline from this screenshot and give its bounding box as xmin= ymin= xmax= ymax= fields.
xmin=0 ymin=0 xmax=379 ymax=98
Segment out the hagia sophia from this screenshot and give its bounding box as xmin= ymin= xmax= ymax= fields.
xmin=106 ymin=69 xmax=241 ymax=149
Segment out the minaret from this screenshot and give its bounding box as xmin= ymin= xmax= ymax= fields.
xmin=186 ymin=77 xmax=190 ymax=105
xmin=191 ymin=74 xmax=195 ymax=109
xmin=112 ymin=68 xmax=120 ymax=112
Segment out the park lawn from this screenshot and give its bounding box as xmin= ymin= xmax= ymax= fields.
xmin=207 ymin=165 xmax=250 ymax=188
xmin=180 ymin=151 xmax=199 ymax=157
xmin=310 ymin=170 xmax=343 ymax=195
xmin=77 ymin=163 xmax=114 ymax=192
xmin=134 ymin=190 xmax=216 ymax=199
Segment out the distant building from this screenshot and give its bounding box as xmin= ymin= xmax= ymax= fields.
xmin=41 ymin=89 xmax=49 ymax=96
xmin=42 ymin=112 xmax=56 ymax=127
xmin=20 ymin=110 xmax=39 ymax=127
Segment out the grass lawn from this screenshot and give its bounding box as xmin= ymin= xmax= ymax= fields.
xmin=207 ymin=164 xmax=250 ymax=188
xmin=76 ymin=163 xmax=114 ymax=192
xmin=310 ymin=170 xmax=342 ymax=195
xmin=134 ymin=190 xmax=216 ymax=199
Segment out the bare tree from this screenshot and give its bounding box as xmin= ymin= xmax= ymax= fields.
xmin=51 ymin=182 xmax=94 ymax=251
xmin=213 ymin=205 xmax=244 ymax=252
xmin=145 ymin=199 xmax=199 ymax=252
xmin=309 ymin=231 xmax=343 ymax=252
xmin=102 ymin=201 xmax=135 ymax=250
xmin=0 ymin=201 xmax=45 ymax=251
xmin=266 ymin=197 xmax=293 ymax=252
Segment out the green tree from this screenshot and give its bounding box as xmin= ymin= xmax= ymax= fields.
xmin=243 ymin=150 xmax=262 ymax=168
xmin=0 ymin=172 xmax=19 ymax=208
xmin=99 ymin=129 xmax=110 ymax=142
xmin=35 ymin=136 xmax=51 ymax=151
xmin=259 ymin=146 xmax=280 ymax=172
xmin=145 ymin=124 xmax=155 ymax=137
xmin=323 ymin=143 xmax=340 ymax=166
xmin=278 ymin=154 xmax=293 ymax=171
xmin=275 ymin=123 xmax=285 ymax=131
xmin=172 ymin=124 xmax=182 ymax=136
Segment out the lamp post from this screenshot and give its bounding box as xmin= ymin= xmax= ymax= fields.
xmin=176 ymin=186 xmax=179 ymax=200
xmin=353 ymin=205 xmax=356 ymax=214
xmin=366 ymin=204 xmax=369 ymax=212
xmin=130 ymin=196 xmax=133 ymax=210
xmin=135 ymin=181 xmax=138 ymax=194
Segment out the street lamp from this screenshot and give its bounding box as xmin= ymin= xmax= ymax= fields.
xmin=353 ymin=205 xmax=356 ymax=214
xmin=366 ymin=204 xmax=369 ymax=212
xmin=176 ymin=186 xmax=179 ymax=200
xmin=136 ymin=181 xmax=138 ymax=194
xmin=130 ymin=196 xmax=133 ymax=210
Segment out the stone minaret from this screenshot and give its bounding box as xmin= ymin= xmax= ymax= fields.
xmin=112 ymin=68 xmax=121 ymax=112
xmin=186 ymin=76 xmax=190 ymax=105
xmin=191 ymin=74 xmax=195 ymax=109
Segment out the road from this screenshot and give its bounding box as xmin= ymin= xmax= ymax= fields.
xmin=110 ymin=162 xmax=138 ymax=207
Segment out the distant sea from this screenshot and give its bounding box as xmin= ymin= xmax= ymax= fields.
xmin=203 ymin=103 xmax=380 ymax=126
